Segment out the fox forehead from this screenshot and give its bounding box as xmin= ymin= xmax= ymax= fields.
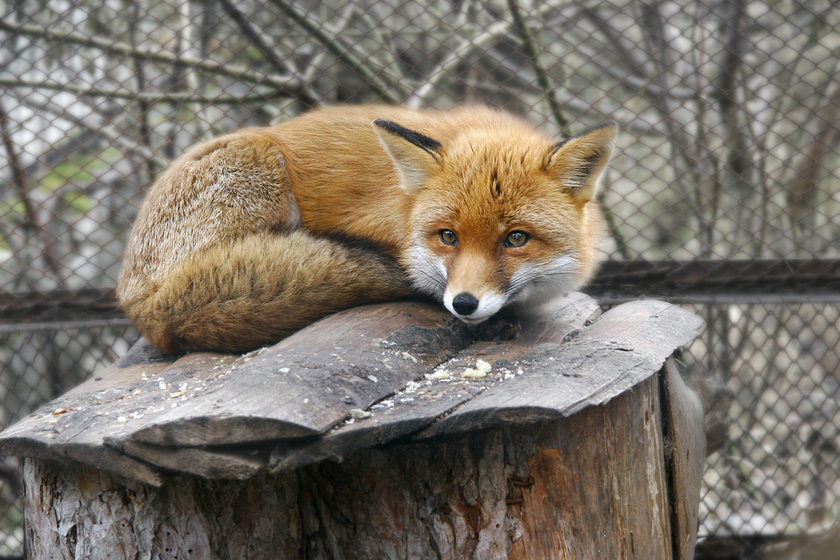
xmin=414 ymin=154 xmax=582 ymax=238
xmin=424 ymin=131 xmax=566 ymax=202
xmin=441 ymin=129 xmax=554 ymax=177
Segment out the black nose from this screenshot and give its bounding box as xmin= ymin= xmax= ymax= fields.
xmin=452 ymin=293 xmax=479 ymax=315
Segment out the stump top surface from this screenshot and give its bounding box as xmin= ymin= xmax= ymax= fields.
xmin=0 ymin=294 xmax=702 ymax=483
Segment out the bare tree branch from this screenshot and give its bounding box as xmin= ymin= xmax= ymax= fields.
xmin=0 ymin=98 xmax=65 ymax=287
xmin=219 ymin=0 xmax=322 ymax=108
xmin=0 ymin=19 xmax=307 ymax=95
xmin=13 ymin=91 xmax=165 ymax=169
xmin=268 ymin=0 xmax=403 ymax=103
xmin=639 ymin=2 xmax=709 ymax=253
xmin=577 ymin=7 xmax=691 ymax=102
xmin=505 ymin=0 xmax=569 ymax=135
xmin=128 ymin=0 xmax=157 ymax=180
xmin=788 ymin=81 xmax=840 ymax=221
xmin=409 ymin=19 xmax=512 ymax=106
xmin=711 ymin=0 xmax=752 ymax=216
xmin=0 ymin=77 xmax=292 ymax=104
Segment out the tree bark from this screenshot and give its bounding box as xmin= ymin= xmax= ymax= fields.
xmin=22 ymin=372 xmax=690 ymax=560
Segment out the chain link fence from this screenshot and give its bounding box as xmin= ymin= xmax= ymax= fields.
xmin=1 ymin=0 xmax=839 ymax=557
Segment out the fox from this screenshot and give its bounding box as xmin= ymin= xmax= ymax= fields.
xmin=117 ymin=105 xmax=617 ymax=354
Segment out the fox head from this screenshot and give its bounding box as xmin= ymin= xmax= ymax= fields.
xmin=374 ymin=113 xmax=617 ymax=324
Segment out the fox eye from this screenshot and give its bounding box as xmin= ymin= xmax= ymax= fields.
xmin=439 ymin=229 xmax=457 ymax=245
xmin=504 ymin=231 xmax=529 ymax=247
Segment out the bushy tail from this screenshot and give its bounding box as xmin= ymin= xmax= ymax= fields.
xmin=118 ymin=231 xmax=416 ymax=354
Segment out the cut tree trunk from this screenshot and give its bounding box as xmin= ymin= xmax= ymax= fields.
xmin=0 ymin=294 xmax=726 ymax=559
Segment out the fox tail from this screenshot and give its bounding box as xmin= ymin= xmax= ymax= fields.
xmin=118 ymin=231 xmax=415 ymax=354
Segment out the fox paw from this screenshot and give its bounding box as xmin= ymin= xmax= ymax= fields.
xmin=475 ymin=310 xmax=521 ymax=341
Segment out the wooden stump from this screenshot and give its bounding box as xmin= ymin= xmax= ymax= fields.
xmin=0 ymin=294 xmax=724 ymax=559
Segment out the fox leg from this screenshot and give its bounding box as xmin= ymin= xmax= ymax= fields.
xmin=121 ymin=230 xmax=417 ymax=354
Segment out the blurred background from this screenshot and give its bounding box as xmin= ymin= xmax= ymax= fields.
xmin=1 ymin=0 xmax=838 ymax=558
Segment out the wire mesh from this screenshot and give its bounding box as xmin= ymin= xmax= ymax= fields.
xmin=1 ymin=0 xmax=839 ymax=556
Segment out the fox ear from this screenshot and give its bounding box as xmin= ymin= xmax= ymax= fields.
xmin=374 ymin=119 xmax=443 ymax=195
xmin=546 ymin=120 xmax=618 ymax=203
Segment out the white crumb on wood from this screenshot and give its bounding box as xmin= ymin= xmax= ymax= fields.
xmin=462 ymin=359 xmax=492 ymax=378
xmin=404 ymin=380 xmax=422 ymax=393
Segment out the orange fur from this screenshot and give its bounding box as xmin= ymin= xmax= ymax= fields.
xmin=118 ymin=105 xmax=617 ymax=353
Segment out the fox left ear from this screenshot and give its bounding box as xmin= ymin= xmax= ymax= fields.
xmin=373 ymin=119 xmax=443 ymax=195
xmin=546 ymin=120 xmax=618 ymax=203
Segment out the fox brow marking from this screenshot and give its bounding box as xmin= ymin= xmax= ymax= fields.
xmin=491 ymin=168 xmax=502 ymax=198
xmin=373 ymin=119 xmax=442 ymax=154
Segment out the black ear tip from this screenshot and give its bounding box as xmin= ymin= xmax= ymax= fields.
xmin=372 ymin=119 xmax=396 ymax=132
xmin=373 ymin=119 xmax=443 ymax=153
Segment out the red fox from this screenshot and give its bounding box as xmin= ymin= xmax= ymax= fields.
xmin=117 ymin=105 xmax=617 ymax=354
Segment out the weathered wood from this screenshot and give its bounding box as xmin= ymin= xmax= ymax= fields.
xmin=1 ymin=294 xmax=718 ymax=559
xmin=419 ymin=298 xmax=702 ymax=438
xmin=506 ymin=374 xmax=673 ymax=559
xmin=662 ymin=356 xmax=707 ymax=560
xmin=0 ymin=346 xmax=228 ymax=485
xmin=23 ymin=374 xmax=675 ymax=560
xmin=91 ymin=294 xmax=599 ymax=479
xmin=0 ymin=296 xmax=705 ymax=481
xmin=0 ymin=340 xmax=181 ymax=486
xmin=0 ymin=301 xmax=476 ymax=482
xmin=129 ymin=301 xmax=476 ymax=446
xmin=266 ymin=292 xmax=603 ymax=474
xmin=1 ymin=295 xmax=618 ymax=480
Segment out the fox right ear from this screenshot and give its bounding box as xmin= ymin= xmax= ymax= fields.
xmin=374 ymin=119 xmax=443 ymax=195
xmin=546 ymin=120 xmax=618 ymax=203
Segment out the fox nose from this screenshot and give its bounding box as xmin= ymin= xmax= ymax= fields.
xmin=452 ymin=293 xmax=479 ymax=316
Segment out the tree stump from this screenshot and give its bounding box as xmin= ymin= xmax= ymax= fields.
xmin=0 ymin=294 xmax=725 ymax=559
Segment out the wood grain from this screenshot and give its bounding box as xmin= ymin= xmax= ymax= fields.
xmin=508 ymin=375 xmax=672 ymax=560
xmin=419 ymin=299 xmax=702 ymax=438
xmin=0 ymin=295 xmax=704 ymax=482
xmin=24 ymin=378 xmax=672 ymax=560
xmin=662 ymin=356 xmax=707 ymax=560
xmin=1 ymin=301 xmax=473 ymax=481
